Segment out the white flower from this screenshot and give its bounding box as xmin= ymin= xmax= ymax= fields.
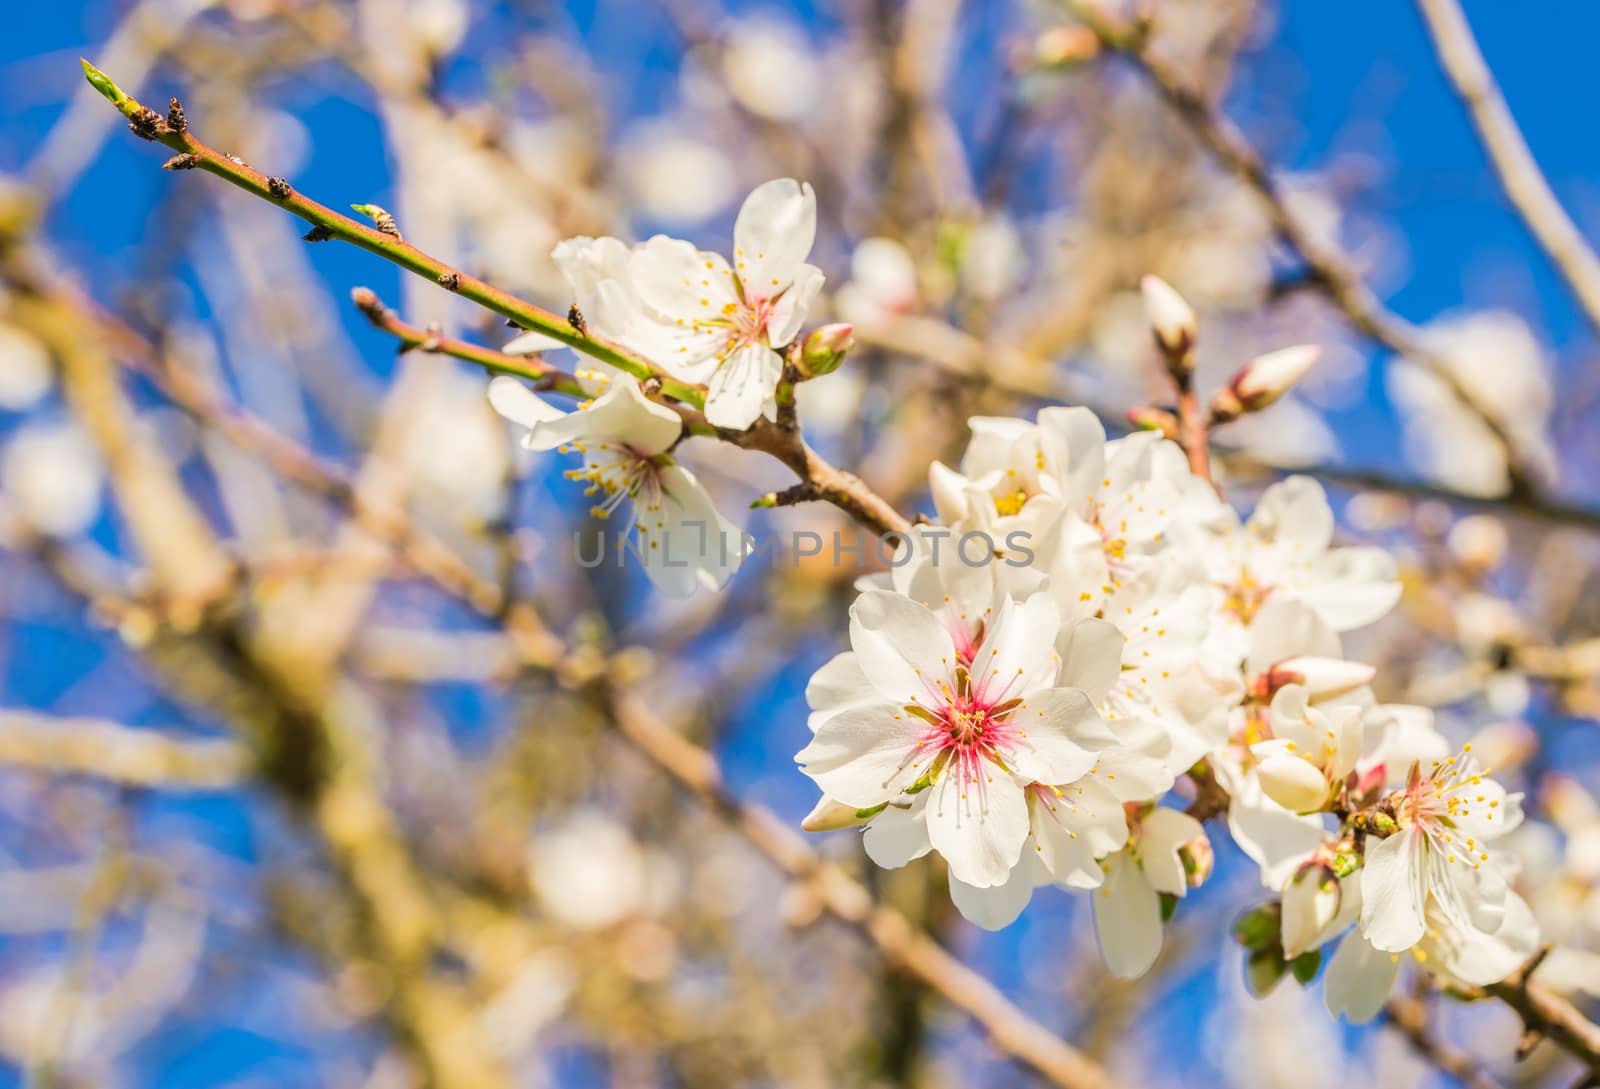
xmin=628 ymin=179 xmax=824 ymax=428
xmin=1359 ymin=745 xmax=1522 ymax=953
xmin=1048 ymin=424 xmax=1224 ymax=622
xmin=720 ymin=20 xmax=821 ymax=122
xmin=1390 ymin=309 xmax=1555 ymax=497
xmin=617 ymin=121 xmax=736 ymax=226
xmin=1326 ymin=892 xmax=1540 ymax=1023
xmin=487 ymin=376 xmax=741 ymax=597
xmin=1091 ymin=808 xmax=1207 ymax=977
xmin=1250 ymin=685 xmax=1364 ymax=814
xmin=2 ymin=423 xmax=102 ymax=537
xmin=1197 ymin=477 xmax=1400 ymax=666
xmin=0 ymin=324 xmax=53 ymax=410
xmin=946 ymin=714 xmax=1175 ymax=931
xmin=1071 ymin=565 xmax=1234 ymax=778
xmin=834 ymin=237 xmax=919 ymax=326
xmin=929 ymin=407 xmax=1111 ymax=564
xmin=795 ymin=588 xmax=1108 ymax=888
xmin=1281 ymin=862 xmax=1353 ymax=960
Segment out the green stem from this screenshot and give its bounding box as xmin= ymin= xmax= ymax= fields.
xmin=79 ymin=59 xmax=704 ymax=408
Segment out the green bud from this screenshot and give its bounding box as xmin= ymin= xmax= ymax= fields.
xmin=1159 ymin=892 xmax=1178 ymax=923
xmin=81 ymin=59 xmax=130 ymax=109
xmin=1232 ymin=903 xmax=1281 ymax=951
xmin=1245 ymin=947 xmax=1286 ymax=998
xmin=798 ymin=323 xmax=855 ymax=379
xmin=1290 ymin=949 xmax=1323 ymax=986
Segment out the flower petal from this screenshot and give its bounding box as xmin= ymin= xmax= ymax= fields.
xmin=637 ymin=464 xmax=744 ymax=596
xmin=705 ymin=343 xmax=783 ymax=430
xmin=733 ymin=178 xmax=817 ymax=293
xmin=1056 ymin=617 xmax=1123 ymax=706
xmin=949 ymin=862 xmax=1039 ymax=931
xmin=848 ymin=589 xmax=959 ymax=705
xmin=1138 ymin=807 xmax=1203 ymax=897
xmin=1324 ymin=930 xmax=1400 ymax=1023
xmin=925 ymin=769 xmax=1029 ymax=888
xmin=969 ymin=593 xmax=1061 ymax=704
xmin=487 ymin=377 xmax=565 ymax=446
xmin=1359 ymin=827 xmax=1428 ymax=952
xmin=1092 ymin=851 xmax=1164 ymax=978
xmin=806 ymin=651 xmax=878 ymax=732
xmin=862 ymin=799 xmax=933 ymax=869
xmin=765 ymin=262 xmax=824 ymax=346
xmin=1006 ymin=687 xmax=1101 ymax=785
xmin=795 ymin=703 xmax=925 ymax=810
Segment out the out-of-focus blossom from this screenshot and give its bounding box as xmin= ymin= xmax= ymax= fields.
xmin=618 ymin=121 xmax=736 ymax=226
xmin=2 ymin=423 xmax=102 ymax=536
xmin=0 ymin=324 xmax=52 ymax=410
xmin=833 ymin=237 xmax=919 ymax=327
xmin=1390 ymin=310 xmax=1556 ymax=497
xmin=720 ymin=21 xmax=820 ymax=122
xmin=960 ymin=217 xmax=1026 ymax=302
xmin=529 ymin=811 xmax=675 ymax=930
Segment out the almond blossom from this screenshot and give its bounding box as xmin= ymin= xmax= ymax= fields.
xmin=1359 ymin=744 xmax=1523 ymax=953
xmin=628 ymin=179 xmax=824 ymax=429
xmin=1195 ymin=476 xmax=1401 ymax=666
xmin=487 ymin=376 xmax=741 ymax=597
xmin=794 ymin=589 xmax=1109 ymax=888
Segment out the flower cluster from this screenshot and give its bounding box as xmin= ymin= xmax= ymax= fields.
xmin=796 ymin=413 xmax=1538 ymax=1018
xmin=488 ymin=179 xmax=831 ymax=597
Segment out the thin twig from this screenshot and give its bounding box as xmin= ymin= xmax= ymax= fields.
xmin=1383 ymin=994 xmax=1506 ymax=1089
xmin=79 ymin=61 xmax=702 ymax=404
xmin=602 ymin=687 xmax=1121 ymax=1089
xmin=1414 ymin=0 xmax=1600 ymax=338
xmin=1061 ymin=1 xmax=1545 ymax=499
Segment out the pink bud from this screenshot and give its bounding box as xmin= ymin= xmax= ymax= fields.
xmin=1231 ymin=345 xmax=1320 ymax=410
xmin=1140 ymin=274 xmax=1197 ymax=365
xmin=799 ymin=323 xmax=855 ymax=378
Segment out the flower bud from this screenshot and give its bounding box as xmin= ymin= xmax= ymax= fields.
xmin=1031 ymin=25 xmax=1100 ymax=69
xmin=1232 ymin=902 xmax=1281 ymax=951
xmin=1178 ymin=831 xmax=1214 ymax=888
xmin=798 ymin=323 xmax=855 ymax=379
xmin=1125 ymin=406 xmax=1178 ymax=439
xmin=1256 ymin=754 xmax=1330 ymax=814
xmin=1230 ymin=345 xmax=1320 ymax=411
xmin=1289 ymin=949 xmax=1323 ymax=986
xmin=1140 ymin=274 xmax=1197 ymax=369
xmin=1271 ymin=656 xmax=1376 ymax=702
xmin=1280 ymin=863 xmax=1341 ymax=959
xmin=1446 ymin=514 xmax=1508 ymax=574
xmin=801 ymin=796 xmax=878 ymax=832
xmin=1245 ymin=946 xmax=1287 ymax=997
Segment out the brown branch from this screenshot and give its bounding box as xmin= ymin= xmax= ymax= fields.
xmin=1383 ymin=994 xmax=1506 ymax=1089
xmin=1415 ymin=0 xmax=1600 ymax=339
xmin=1062 ymin=2 xmax=1546 ymax=500
xmin=0 ymin=713 xmax=247 ymax=789
xmin=1484 ymin=954 xmax=1600 ymax=1073
xmin=347 ymin=289 xmax=913 ymax=538
xmin=602 ymin=687 xmax=1121 ymax=1089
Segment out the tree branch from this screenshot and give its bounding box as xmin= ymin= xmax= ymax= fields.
xmin=1060 ymin=2 xmax=1547 ymax=500
xmin=1414 ymin=0 xmax=1600 ymax=339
